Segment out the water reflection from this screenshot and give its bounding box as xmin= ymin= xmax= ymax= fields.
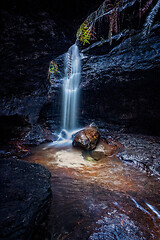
xmin=25 ymin=141 xmax=160 ymax=239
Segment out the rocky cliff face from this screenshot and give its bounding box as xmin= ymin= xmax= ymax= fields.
xmin=46 ymin=0 xmax=160 ymax=136
xmin=0 ymin=0 xmax=160 ymax=142
xmin=0 ymin=0 xmax=104 ymax=96
xmin=80 ymin=23 xmax=160 ymax=135
xmin=0 ymin=0 xmax=103 ymax=143
xmin=44 ymin=23 xmax=160 ymax=135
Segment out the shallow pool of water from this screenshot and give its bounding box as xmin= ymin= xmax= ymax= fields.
xmin=25 ymin=141 xmax=160 ymax=240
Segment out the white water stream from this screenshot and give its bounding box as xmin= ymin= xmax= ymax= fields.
xmin=47 ymin=44 xmax=81 ymax=147
xmin=62 ymin=44 xmax=81 ymax=131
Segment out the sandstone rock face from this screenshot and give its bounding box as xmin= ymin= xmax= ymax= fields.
xmin=0 ymin=159 xmax=51 ymax=240
xmin=73 ymin=124 xmax=99 ymax=150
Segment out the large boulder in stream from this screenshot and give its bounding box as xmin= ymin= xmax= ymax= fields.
xmin=0 ymin=159 xmax=51 ymax=240
xmin=73 ymin=124 xmax=100 ymax=150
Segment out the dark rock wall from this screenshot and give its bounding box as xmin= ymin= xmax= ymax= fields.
xmin=39 ymin=22 xmax=160 ymax=136
xmin=0 ymin=0 xmax=104 ymax=96
xmin=0 ymin=0 xmax=160 ymax=138
xmin=44 ymin=1 xmax=160 ymax=136
xmin=0 ymin=10 xmax=69 ymax=96
xmin=0 ymin=158 xmax=51 ymax=240
xmin=0 ymin=0 xmax=103 ymax=142
xmin=80 ymin=23 xmax=160 ymax=135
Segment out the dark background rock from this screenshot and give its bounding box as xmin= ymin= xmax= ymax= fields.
xmin=79 ymin=23 xmax=160 ymax=136
xmin=0 ymin=0 xmax=104 ymax=144
xmin=0 ymin=0 xmax=104 ymax=96
xmin=0 ymin=1 xmax=160 ymax=238
xmin=0 ymin=114 xmax=30 ymax=145
xmin=45 ymin=2 xmax=160 ymax=136
xmin=0 ymin=158 xmax=51 ymax=240
xmin=0 ymin=0 xmax=160 ymax=140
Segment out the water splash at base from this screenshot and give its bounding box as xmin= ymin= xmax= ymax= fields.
xmin=43 ymin=128 xmax=82 ymax=149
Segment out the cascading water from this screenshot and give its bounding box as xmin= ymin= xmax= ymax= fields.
xmin=63 ymin=44 xmax=81 ymax=131
xmin=49 ymin=44 xmax=81 ymax=146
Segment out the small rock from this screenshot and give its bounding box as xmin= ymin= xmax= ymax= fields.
xmin=82 ymin=151 xmax=95 ymax=162
xmin=82 ymin=141 xmax=117 ymax=162
xmin=90 ymin=151 xmax=105 ymax=161
xmin=73 ymin=124 xmax=99 ymax=150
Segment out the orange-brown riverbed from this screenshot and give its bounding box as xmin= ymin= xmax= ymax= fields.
xmin=25 ymin=140 xmax=160 ymax=240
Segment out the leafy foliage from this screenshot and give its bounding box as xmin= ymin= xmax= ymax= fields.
xmin=48 ymin=61 xmax=60 ymax=84
xmin=76 ymin=21 xmax=92 ymax=45
xmin=76 ymin=0 xmax=122 ymax=45
xmin=76 ymin=0 xmax=160 ymax=45
xmin=49 ymin=61 xmax=60 ymax=75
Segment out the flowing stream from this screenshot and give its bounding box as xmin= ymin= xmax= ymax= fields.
xmin=25 ymin=141 xmax=160 ymax=240
xmin=25 ymin=44 xmax=160 ymax=239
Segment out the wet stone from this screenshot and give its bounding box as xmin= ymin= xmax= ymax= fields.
xmin=82 ymin=150 xmax=105 ymax=162
xmin=82 ymin=141 xmax=117 ymax=162
xmin=73 ymin=124 xmax=100 ymax=150
xmin=0 ymin=159 xmax=51 ymax=240
xmin=82 ymin=151 xmax=95 ymax=162
xmin=90 ymin=151 xmax=105 ymax=161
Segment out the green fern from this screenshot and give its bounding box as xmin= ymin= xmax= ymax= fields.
xmin=76 ymin=1 xmax=121 ymax=46
xmin=48 ymin=61 xmax=60 ymax=84
xmin=49 ymin=61 xmax=60 ymax=75
xmin=76 ymin=21 xmax=92 ymax=45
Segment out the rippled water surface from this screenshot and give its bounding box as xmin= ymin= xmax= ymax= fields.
xmin=25 ymin=141 xmax=160 ymax=240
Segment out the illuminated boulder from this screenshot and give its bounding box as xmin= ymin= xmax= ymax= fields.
xmin=73 ymin=123 xmax=99 ymax=150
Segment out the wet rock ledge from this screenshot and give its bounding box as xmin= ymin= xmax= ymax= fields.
xmin=0 ymin=159 xmax=52 ymax=240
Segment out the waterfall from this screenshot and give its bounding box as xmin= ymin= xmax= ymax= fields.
xmin=62 ymin=44 xmax=81 ymax=131
xmin=44 ymin=44 xmax=81 ymax=148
